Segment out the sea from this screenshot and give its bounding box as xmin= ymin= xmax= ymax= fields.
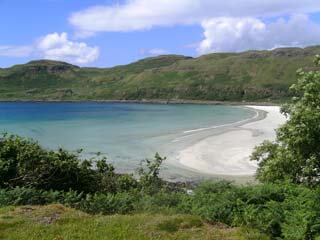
xmin=0 ymin=102 xmax=256 ymax=177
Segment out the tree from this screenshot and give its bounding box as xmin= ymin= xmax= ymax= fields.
xmin=251 ymin=55 xmax=320 ymax=187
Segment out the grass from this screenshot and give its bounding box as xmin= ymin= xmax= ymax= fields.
xmin=0 ymin=204 xmax=270 ymax=240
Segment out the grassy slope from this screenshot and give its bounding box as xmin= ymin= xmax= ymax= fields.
xmin=0 ymin=46 xmax=319 ymax=102
xmin=0 ymin=204 xmax=269 ymax=240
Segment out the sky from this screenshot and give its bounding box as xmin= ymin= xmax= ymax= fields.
xmin=1 ymin=0 xmax=320 ymax=68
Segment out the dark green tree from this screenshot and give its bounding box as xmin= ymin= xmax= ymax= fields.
xmin=251 ymin=55 xmax=320 ymax=187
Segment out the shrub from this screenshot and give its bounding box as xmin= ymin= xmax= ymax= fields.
xmin=0 ymin=134 xmax=139 ymax=194
xmin=280 ymin=185 xmax=320 ymax=240
xmin=189 ymin=181 xmax=239 ymax=225
xmin=0 ymin=134 xmax=101 ymax=192
xmin=137 ymin=191 xmax=186 ymax=213
xmin=137 ymin=153 xmax=166 ymax=194
xmin=0 ymin=187 xmax=61 ymax=206
xmin=79 ymin=192 xmax=137 ymax=214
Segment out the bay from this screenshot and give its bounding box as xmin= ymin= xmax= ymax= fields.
xmin=0 ymin=102 xmax=255 ymax=174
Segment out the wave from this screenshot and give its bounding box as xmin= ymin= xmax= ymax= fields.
xmin=172 ymin=107 xmax=260 ymax=143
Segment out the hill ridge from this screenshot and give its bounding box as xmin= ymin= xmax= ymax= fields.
xmin=1 ymin=46 xmax=319 ymax=102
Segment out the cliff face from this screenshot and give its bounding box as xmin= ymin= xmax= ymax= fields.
xmin=0 ymin=46 xmax=319 ymax=102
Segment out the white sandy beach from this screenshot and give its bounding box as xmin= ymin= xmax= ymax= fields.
xmin=177 ymin=106 xmax=287 ymax=176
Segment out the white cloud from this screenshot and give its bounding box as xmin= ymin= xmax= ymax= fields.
xmin=0 ymin=45 xmax=33 ymax=57
xmin=69 ymin=0 xmax=320 ymax=35
xmin=197 ymin=15 xmax=320 ymax=54
xmin=139 ymin=48 xmax=169 ymax=56
xmin=0 ymin=33 xmax=99 ymax=65
xmin=36 ymin=32 xmax=99 ymax=64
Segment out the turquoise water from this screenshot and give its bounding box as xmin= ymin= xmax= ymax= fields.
xmin=0 ymin=102 xmax=255 ymax=173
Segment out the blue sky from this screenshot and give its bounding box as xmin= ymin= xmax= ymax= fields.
xmin=1 ymin=0 xmax=320 ymax=67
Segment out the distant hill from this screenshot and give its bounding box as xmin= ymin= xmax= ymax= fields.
xmin=1 ymin=46 xmax=319 ymax=102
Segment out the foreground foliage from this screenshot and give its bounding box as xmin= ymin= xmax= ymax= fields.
xmin=0 ymin=204 xmax=269 ymax=240
xmin=252 ymin=55 xmax=320 ymax=187
xmin=0 ymin=130 xmax=319 ymax=239
xmin=0 ymin=134 xmax=141 ymax=193
xmin=0 ymin=181 xmax=319 ymax=239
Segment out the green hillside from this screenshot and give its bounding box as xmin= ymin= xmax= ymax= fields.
xmin=1 ymin=46 xmax=319 ymax=102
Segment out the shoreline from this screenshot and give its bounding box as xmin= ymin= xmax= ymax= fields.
xmin=0 ymin=100 xmax=284 ymax=180
xmin=0 ymin=99 xmax=280 ymax=106
xmin=175 ymin=105 xmax=287 ymax=176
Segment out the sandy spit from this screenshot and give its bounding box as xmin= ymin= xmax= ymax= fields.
xmin=177 ymin=106 xmax=287 ymax=176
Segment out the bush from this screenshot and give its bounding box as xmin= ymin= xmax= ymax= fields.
xmin=0 ymin=187 xmax=61 ymax=206
xmin=190 ymin=185 xmax=239 ymax=225
xmin=137 ymin=153 xmax=166 ymax=194
xmin=136 ymin=191 xmax=186 ymax=213
xmin=280 ymin=185 xmax=320 ymax=240
xmin=0 ymin=134 xmax=100 ymax=192
xmin=233 ymin=184 xmax=287 ymax=238
xmin=78 ymin=192 xmax=137 ymax=215
xmin=1 ymin=132 xmax=320 ymax=239
xmin=0 ymin=182 xmax=319 ymax=239
xmin=178 ymin=181 xmax=320 ymax=240
xmin=0 ymin=134 xmax=140 ymax=194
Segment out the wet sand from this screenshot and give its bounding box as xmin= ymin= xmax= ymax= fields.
xmin=177 ymin=106 xmax=287 ymax=176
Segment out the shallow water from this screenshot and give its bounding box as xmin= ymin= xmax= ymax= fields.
xmin=0 ymin=102 xmax=255 ymax=173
